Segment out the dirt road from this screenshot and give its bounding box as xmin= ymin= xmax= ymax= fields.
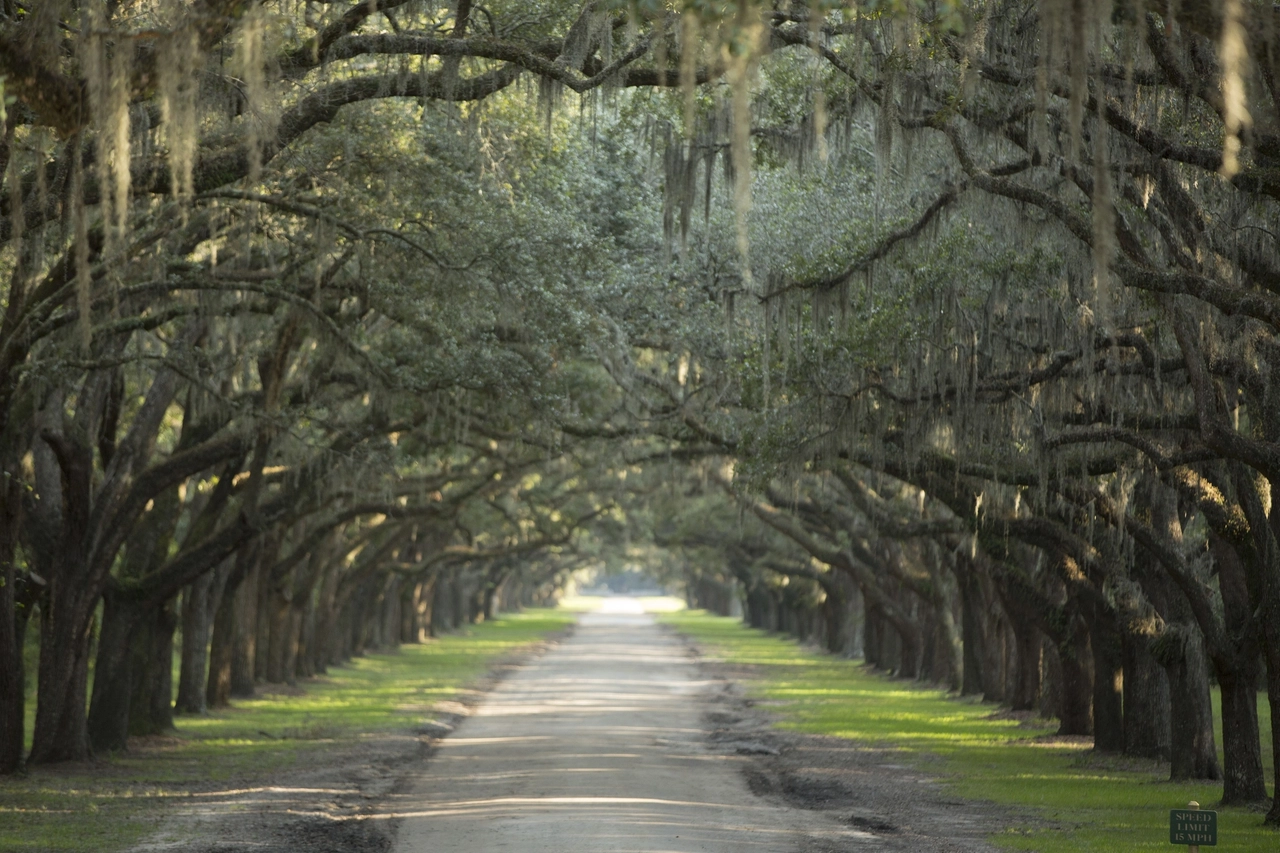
xmin=137 ymin=602 xmax=1010 ymax=853
xmin=388 ymin=599 xmax=857 ymax=852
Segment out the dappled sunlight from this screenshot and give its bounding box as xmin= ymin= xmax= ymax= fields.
xmin=392 ymin=608 xmax=821 ymax=852
xmin=663 ymin=611 xmax=1278 ymax=853
xmin=446 ymin=736 xmax=553 ymax=746
xmin=389 ymin=794 xmax=748 ymax=813
xmin=189 ymin=786 xmax=350 ymax=797
xmin=2 ymin=612 xmax=577 ymax=853
xmin=475 ymin=704 xmax=678 ymax=717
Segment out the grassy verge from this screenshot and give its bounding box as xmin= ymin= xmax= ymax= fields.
xmin=0 ymin=610 xmax=574 ymax=853
xmin=660 ymin=610 xmax=1277 ymax=853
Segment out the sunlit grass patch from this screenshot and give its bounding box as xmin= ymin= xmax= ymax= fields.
xmin=1 ymin=609 xmax=573 ymax=853
xmin=660 ymin=610 xmax=1278 ymax=852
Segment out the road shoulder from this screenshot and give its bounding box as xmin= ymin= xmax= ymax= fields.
xmin=131 ymin=628 xmax=571 ymax=853
xmin=675 ymin=628 xmax=1031 ymax=852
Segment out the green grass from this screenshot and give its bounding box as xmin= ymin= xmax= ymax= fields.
xmin=660 ymin=610 xmax=1277 ymax=853
xmin=0 ymin=610 xmax=573 ymax=853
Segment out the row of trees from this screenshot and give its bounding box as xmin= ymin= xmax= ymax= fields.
xmin=602 ymin=0 xmax=1280 ymax=822
xmin=0 ymin=0 xmax=1276 ymax=827
xmin=0 ymin=0 xmax=674 ymax=771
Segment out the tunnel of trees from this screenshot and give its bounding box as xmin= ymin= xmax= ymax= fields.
xmin=0 ymin=0 xmax=1277 ymax=825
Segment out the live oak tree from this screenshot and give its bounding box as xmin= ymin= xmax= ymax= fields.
xmin=0 ymin=0 xmax=676 ymax=768
xmin=570 ymin=0 xmax=1280 ymax=817
xmin=1 ymin=0 xmax=1278 ymax=828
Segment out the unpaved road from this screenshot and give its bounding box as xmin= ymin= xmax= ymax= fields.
xmin=388 ymin=599 xmax=857 ymax=852
xmin=137 ymin=601 xmax=1014 ymax=852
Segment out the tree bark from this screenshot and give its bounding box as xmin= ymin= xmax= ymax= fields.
xmin=313 ymin=554 xmax=341 ymax=669
xmin=821 ymin=584 xmax=847 ymax=655
xmin=401 ymin=581 xmax=421 ymax=642
xmin=864 ymin=601 xmax=883 ymax=668
xmin=1121 ymin=628 xmax=1171 ymax=760
xmin=956 ymin=558 xmax=987 ymax=696
xmin=253 ymin=557 xmax=272 ymax=683
xmin=1009 ymin=609 xmax=1042 ymax=711
xmin=482 ymin=576 xmax=502 ymax=623
xmin=1040 ymin=635 xmax=1062 ymax=721
xmin=1056 ymin=615 xmax=1094 ymax=737
xmin=450 ymin=571 xmax=466 ymax=631
xmin=923 ymin=549 xmax=962 ymax=690
xmin=1218 ymin=664 xmax=1267 ymax=804
xmin=297 ymin=594 xmax=317 ymax=678
xmin=264 ymin=582 xmax=291 ymax=684
xmin=27 ymin=427 xmax=96 ymax=764
xmin=231 ymin=555 xmax=261 ymax=697
xmin=207 ymin=542 xmax=256 ymax=708
xmin=1140 ymin=477 xmax=1217 ymax=778
xmin=1265 ymin=629 xmax=1280 ymax=825
xmin=1210 ymin=534 xmax=1268 ymax=804
xmin=431 ymin=570 xmax=456 ymax=636
xmin=86 ymin=588 xmax=142 ymax=753
xmin=1089 ymin=606 xmax=1125 ymax=752
xmin=128 ymin=597 xmax=177 ymax=736
xmin=0 ymin=473 xmax=24 ymax=773
xmin=1159 ymin=625 xmax=1222 ymax=781
xmin=29 ymin=602 xmax=94 ymax=763
xmin=175 ymin=566 xmax=219 ymax=715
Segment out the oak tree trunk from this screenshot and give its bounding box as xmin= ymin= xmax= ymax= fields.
xmin=820 ymin=579 xmax=847 ymax=654
xmin=264 ymin=585 xmax=290 ymax=684
xmin=0 ymin=477 xmax=24 ymax=773
xmin=231 ymin=556 xmax=260 ymax=697
xmin=1121 ymin=629 xmax=1170 ymax=760
xmin=1210 ymin=535 xmax=1268 ymax=803
xmin=206 ymin=543 xmax=257 ymax=708
xmin=1089 ymin=607 xmax=1125 ymax=753
xmin=1010 ymin=614 xmax=1042 ymax=711
xmin=1056 ymin=617 xmax=1094 ymax=737
xmin=29 ymin=600 xmax=93 ymax=763
xmin=1265 ymin=634 xmax=1280 ymax=825
xmin=864 ymin=602 xmax=884 ymax=669
xmin=1218 ymin=665 xmax=1267 ymax=804
xmin=957 ymin=562 xmax=987 ymax=696
xmin=175 ymin=566 xmax=219 ymax=715
xmin=128 ymin=598 xmax=176 ymax=736
xmin=86 ymin=588 xmax=141 ymax=753
xmin=1163 ymin=625 xmax=1222 ymax=781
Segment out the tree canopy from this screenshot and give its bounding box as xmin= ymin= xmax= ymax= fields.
xmin=1 ymin=0 xmax=1278 ymax=827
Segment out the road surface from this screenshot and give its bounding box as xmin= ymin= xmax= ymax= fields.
xmin=390 ymin=599 xmax=845 ymax=852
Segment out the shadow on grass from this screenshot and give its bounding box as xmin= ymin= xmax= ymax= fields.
xmin=660 ymin=610 xmax=1276 ymax=853
xmin=1 ymin=610 xmax=574 ymax=853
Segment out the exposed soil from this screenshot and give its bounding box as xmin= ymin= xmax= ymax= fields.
xmin=131 ymin=618 xmax=1041 ymax=852
xmin=685 ymin=652 xmax=1048 ymax=852
xmin=131 ymin=631 xmax=570 ymax=853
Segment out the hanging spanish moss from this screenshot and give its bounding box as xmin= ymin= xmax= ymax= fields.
xmin=1218 ymin=0 xmax=1252 ymax=177
xmin=232 ymin=2 xmax=274 ymax=184
xmin=157 ymin=24 xmax=203 ymax=203
xmin=679 ymin=9 xmax=701 ymax=138
xmin=808 ymin=1 xmax=828 ymax=164
xmin=82 ymin=2 xmax=131 ymax=256
xmin=725 ymin=3 xmax=764 ymax=287
xmin=1091 ymin=95 xmax=1115 ymax=333
xmin=71 ymin=134 xmax=91 ymax=352
xmin=5 ymin=136 xmax=24 ymax=299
